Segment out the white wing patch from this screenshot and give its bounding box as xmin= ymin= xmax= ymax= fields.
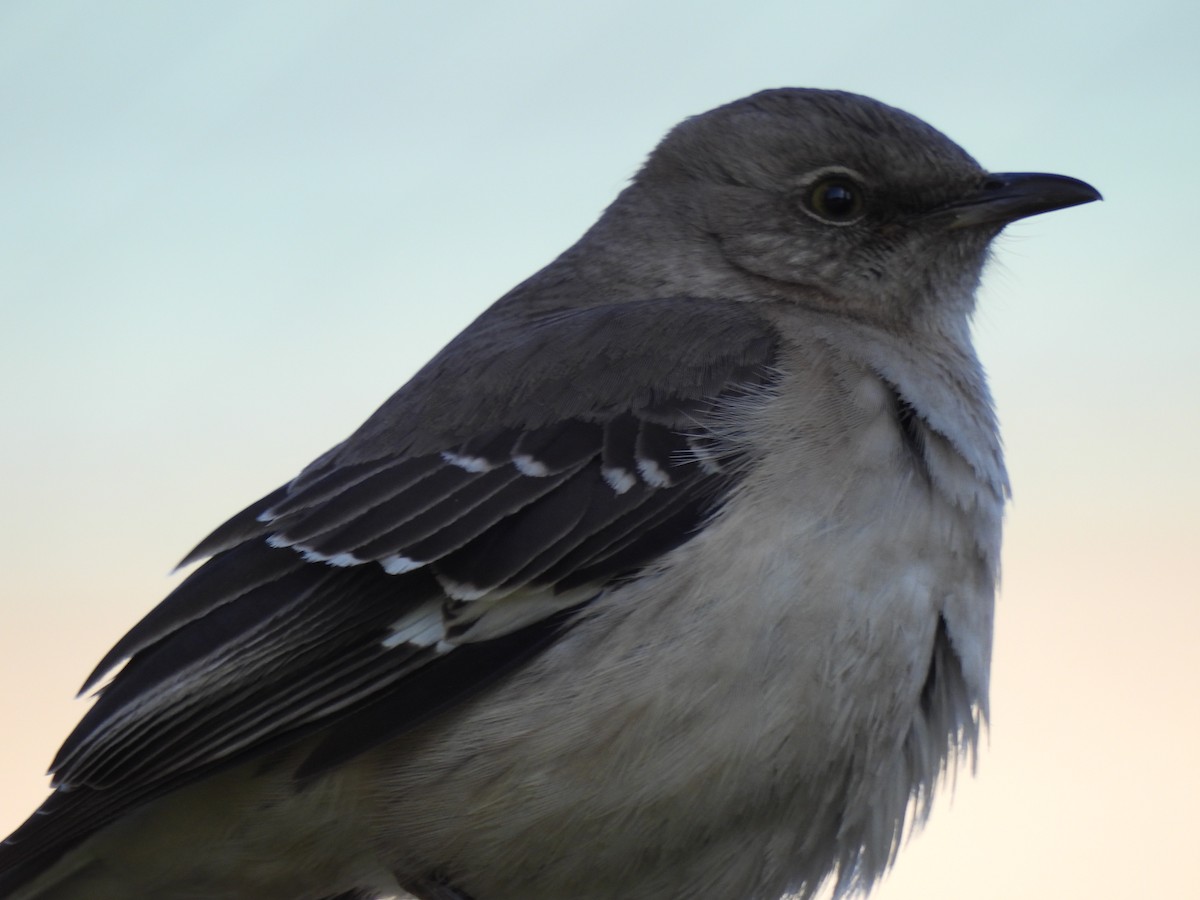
xmin=602 ymin=466 xmax=637 ymax=494
xmin=441 ymin=451 xmax=498 ymax=473
xmin=687 ymin=437 xmax=726 ymax=475
xmin=636 ymin=457 xmax=672 ymax=488
xmin=289 ymin=546 xmax=364 ymax=567
xmin=435 ymin=575 xmax=493 ymax=603
xmin=513 ymin=455 xmax=551 ymax=477
xmin=443 ymin=584 xmax=599 ymax=646
xmin=380 ymin=554 xmax=427 ymax=575
xmin=381 ymin=600 xmax=447 ymax=649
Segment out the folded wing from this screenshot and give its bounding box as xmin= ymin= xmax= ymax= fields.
xmin=0 ymin=298 xmax=781 ymax=894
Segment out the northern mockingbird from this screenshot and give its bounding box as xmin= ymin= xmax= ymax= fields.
xmin=0 ymin=89 xmax=1099 ymax=900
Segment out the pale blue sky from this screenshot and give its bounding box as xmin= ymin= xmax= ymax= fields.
xmin=1 ymin=2 xmax=1197 ymax=898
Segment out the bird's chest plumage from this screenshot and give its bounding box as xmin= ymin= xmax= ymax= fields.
xmin=367 ymin=348 xmax=1003 ymax=900
xmin=606 ymin=356 xmax=993 ymax=797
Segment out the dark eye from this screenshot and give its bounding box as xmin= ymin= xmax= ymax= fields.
xmin=804 ymin=176 xmax=867 ymax=224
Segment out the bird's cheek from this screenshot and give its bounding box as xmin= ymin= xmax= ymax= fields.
xmin=719 ymin=231 xmax=830 ymax=287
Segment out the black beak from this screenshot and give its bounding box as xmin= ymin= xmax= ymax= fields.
xmin=938 ymin=172 xmax=1102 ymax=229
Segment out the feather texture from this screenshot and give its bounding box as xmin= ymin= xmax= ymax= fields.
xmin=1 ymin=299 xmax=781 ymax=897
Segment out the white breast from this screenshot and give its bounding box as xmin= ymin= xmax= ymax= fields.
xmin=360 ymin=339 xmax=1005 ymax=900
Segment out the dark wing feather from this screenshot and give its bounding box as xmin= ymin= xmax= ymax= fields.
xmin=0 ymin=298 xmax=780 ymax=897
xmin=267 ymin=455 xmax=452 ymax=549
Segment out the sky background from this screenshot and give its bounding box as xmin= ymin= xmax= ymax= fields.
xmin=1 ymin=2 xmax=1197 ymax=898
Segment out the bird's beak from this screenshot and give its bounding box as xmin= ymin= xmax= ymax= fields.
xmin=936 ymin=172 xmax=1102 ymax=229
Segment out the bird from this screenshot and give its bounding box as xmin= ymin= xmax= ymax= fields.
xmin=0 ymin=88 xmax=1099 ymax=900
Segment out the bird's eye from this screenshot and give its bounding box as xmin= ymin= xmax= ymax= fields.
xmin=803 ymin=176 xmax=867 ymax=225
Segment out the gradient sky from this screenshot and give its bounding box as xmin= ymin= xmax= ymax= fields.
xmin=2 ymin=2 xmax=1197 ymax=898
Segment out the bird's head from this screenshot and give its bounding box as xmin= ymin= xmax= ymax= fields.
xmin=636 ymin=88 xmax=1099 ymax=328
